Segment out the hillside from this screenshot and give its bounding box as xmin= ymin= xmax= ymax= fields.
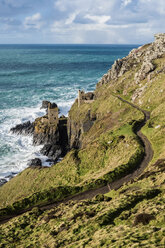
xmin=0 ymin=34 xmax=164 ymax=247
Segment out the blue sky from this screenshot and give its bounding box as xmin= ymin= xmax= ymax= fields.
xmin=0 ymin=0 xmax=164 ymax=44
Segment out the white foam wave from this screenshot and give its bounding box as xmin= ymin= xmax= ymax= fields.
xmin=0 ymin=105 xmax=47 ymax=179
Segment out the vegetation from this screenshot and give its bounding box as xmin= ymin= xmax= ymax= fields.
xmin=0 ymin=159 xmax=164 ymax=247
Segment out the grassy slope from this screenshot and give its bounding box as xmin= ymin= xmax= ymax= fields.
xmin=0 ymin=160 xmax=164 ymax=247
xmin=0 ymin=45 xmax=164 ymax=247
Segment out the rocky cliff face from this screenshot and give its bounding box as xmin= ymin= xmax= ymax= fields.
xmin=67 ymin=103 xmax=96 ymax=149
xmin=96 ymin=33 xmax=165 ymax=88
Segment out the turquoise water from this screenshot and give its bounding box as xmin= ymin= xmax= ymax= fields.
xmin=0 ymin=44 xmax=138 ymax=180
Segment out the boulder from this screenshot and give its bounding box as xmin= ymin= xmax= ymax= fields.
xmin=28 ymin=158 xmax=42 ymax=168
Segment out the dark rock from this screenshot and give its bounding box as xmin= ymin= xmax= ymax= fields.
xmin=40 ymin=144 xmax=62 ymax=161
xmin=5 ymin=173 xmax=15 ymax=180
xmin=0 ymin=178 xmax=7 ymax=187
xmin=46 ymin=159 xmax=53 ymax=163
xmin=11 ymin=121 xmax=34 ymax=135
xmin=133 ymin=213 xmax=155 ymax=225
xmin=28 ymin=158 xmax=42 ymax=168
xmin=41 ymin=100 xmax=51 ymax=109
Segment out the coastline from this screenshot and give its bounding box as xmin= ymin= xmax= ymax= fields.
xmin=0 ymin=44 xmax=137 ymax=186
xmin=0 ymin=101 xmax=73 ymax=186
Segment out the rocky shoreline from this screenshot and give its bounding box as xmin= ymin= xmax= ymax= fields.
xmin=9 ymin=90 xmax=95 ymax=171
xmin=10 ymin=101 xmax=69 ymax=168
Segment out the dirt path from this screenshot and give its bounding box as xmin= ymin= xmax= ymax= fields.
xmin=0 ymin=96 xmax=153 ymax=225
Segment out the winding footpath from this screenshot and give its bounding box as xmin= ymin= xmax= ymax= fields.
xmin=0 ymin=95 xmax=153 ymax=224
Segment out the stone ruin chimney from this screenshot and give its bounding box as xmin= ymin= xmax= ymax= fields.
xmin=48 ymin=102 xmax=59 ymax=125
xmin=78 ymin=90 xmax=85 ymax=107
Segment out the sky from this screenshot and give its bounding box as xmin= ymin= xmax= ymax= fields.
xmin=0 ymin=0 xmax=164 ymax=44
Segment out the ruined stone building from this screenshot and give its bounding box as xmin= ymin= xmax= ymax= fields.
xmin=48 ymin=103 xmax=59 ymax=124
xmin=78 ymin=90 xmax=94 ymax=107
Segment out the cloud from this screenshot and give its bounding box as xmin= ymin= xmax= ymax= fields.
xmin=49 ymin=0 xmax=165 ymax=44
xmin=0 ymin=0 xmax=164 ymax=43
xmin=84 ymin=15 xmax=111 ymax=24
xmin=24 ymin=13 xmax=43 ymax=29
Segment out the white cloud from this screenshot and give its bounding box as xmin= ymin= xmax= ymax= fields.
xmin=84 ymin=14 xmax=111 ymax=24
xmin=24 ymin=13 xmax=43 ymax=30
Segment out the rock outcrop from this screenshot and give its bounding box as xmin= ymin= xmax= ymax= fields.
xmin=68 ymin=108 xmax=96 ymax=149
xmin=11 ymin=101 xmax=68 ymax=163
xmin=96 ymin=33 xmax=165 ymax=87
xmin=33 ymin=103 xmax=68 ymax=161
xmin=40 ymin=144 xmax=62 ymax=161
xmin=33 ymin=116 xmax=59 ymax=145
xmin=28 ymin=158 xmax=42 ymax=168
xmin=10 ymin=121 xmax=34 ymax=135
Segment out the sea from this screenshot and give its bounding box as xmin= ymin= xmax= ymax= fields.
xmin=0 ymin=44 xmax=139 ymax=182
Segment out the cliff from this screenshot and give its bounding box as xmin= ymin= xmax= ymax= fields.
xmin=0 ymin=34 xmax=164 ymax=248
xmin=67 ymin=33 xmax=165 ymax=151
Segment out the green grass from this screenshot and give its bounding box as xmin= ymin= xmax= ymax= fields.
xmin=0 ymin=136 xmax=144 ymax=216
xmin=0 ymin=174 xmax=164 ymax=248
